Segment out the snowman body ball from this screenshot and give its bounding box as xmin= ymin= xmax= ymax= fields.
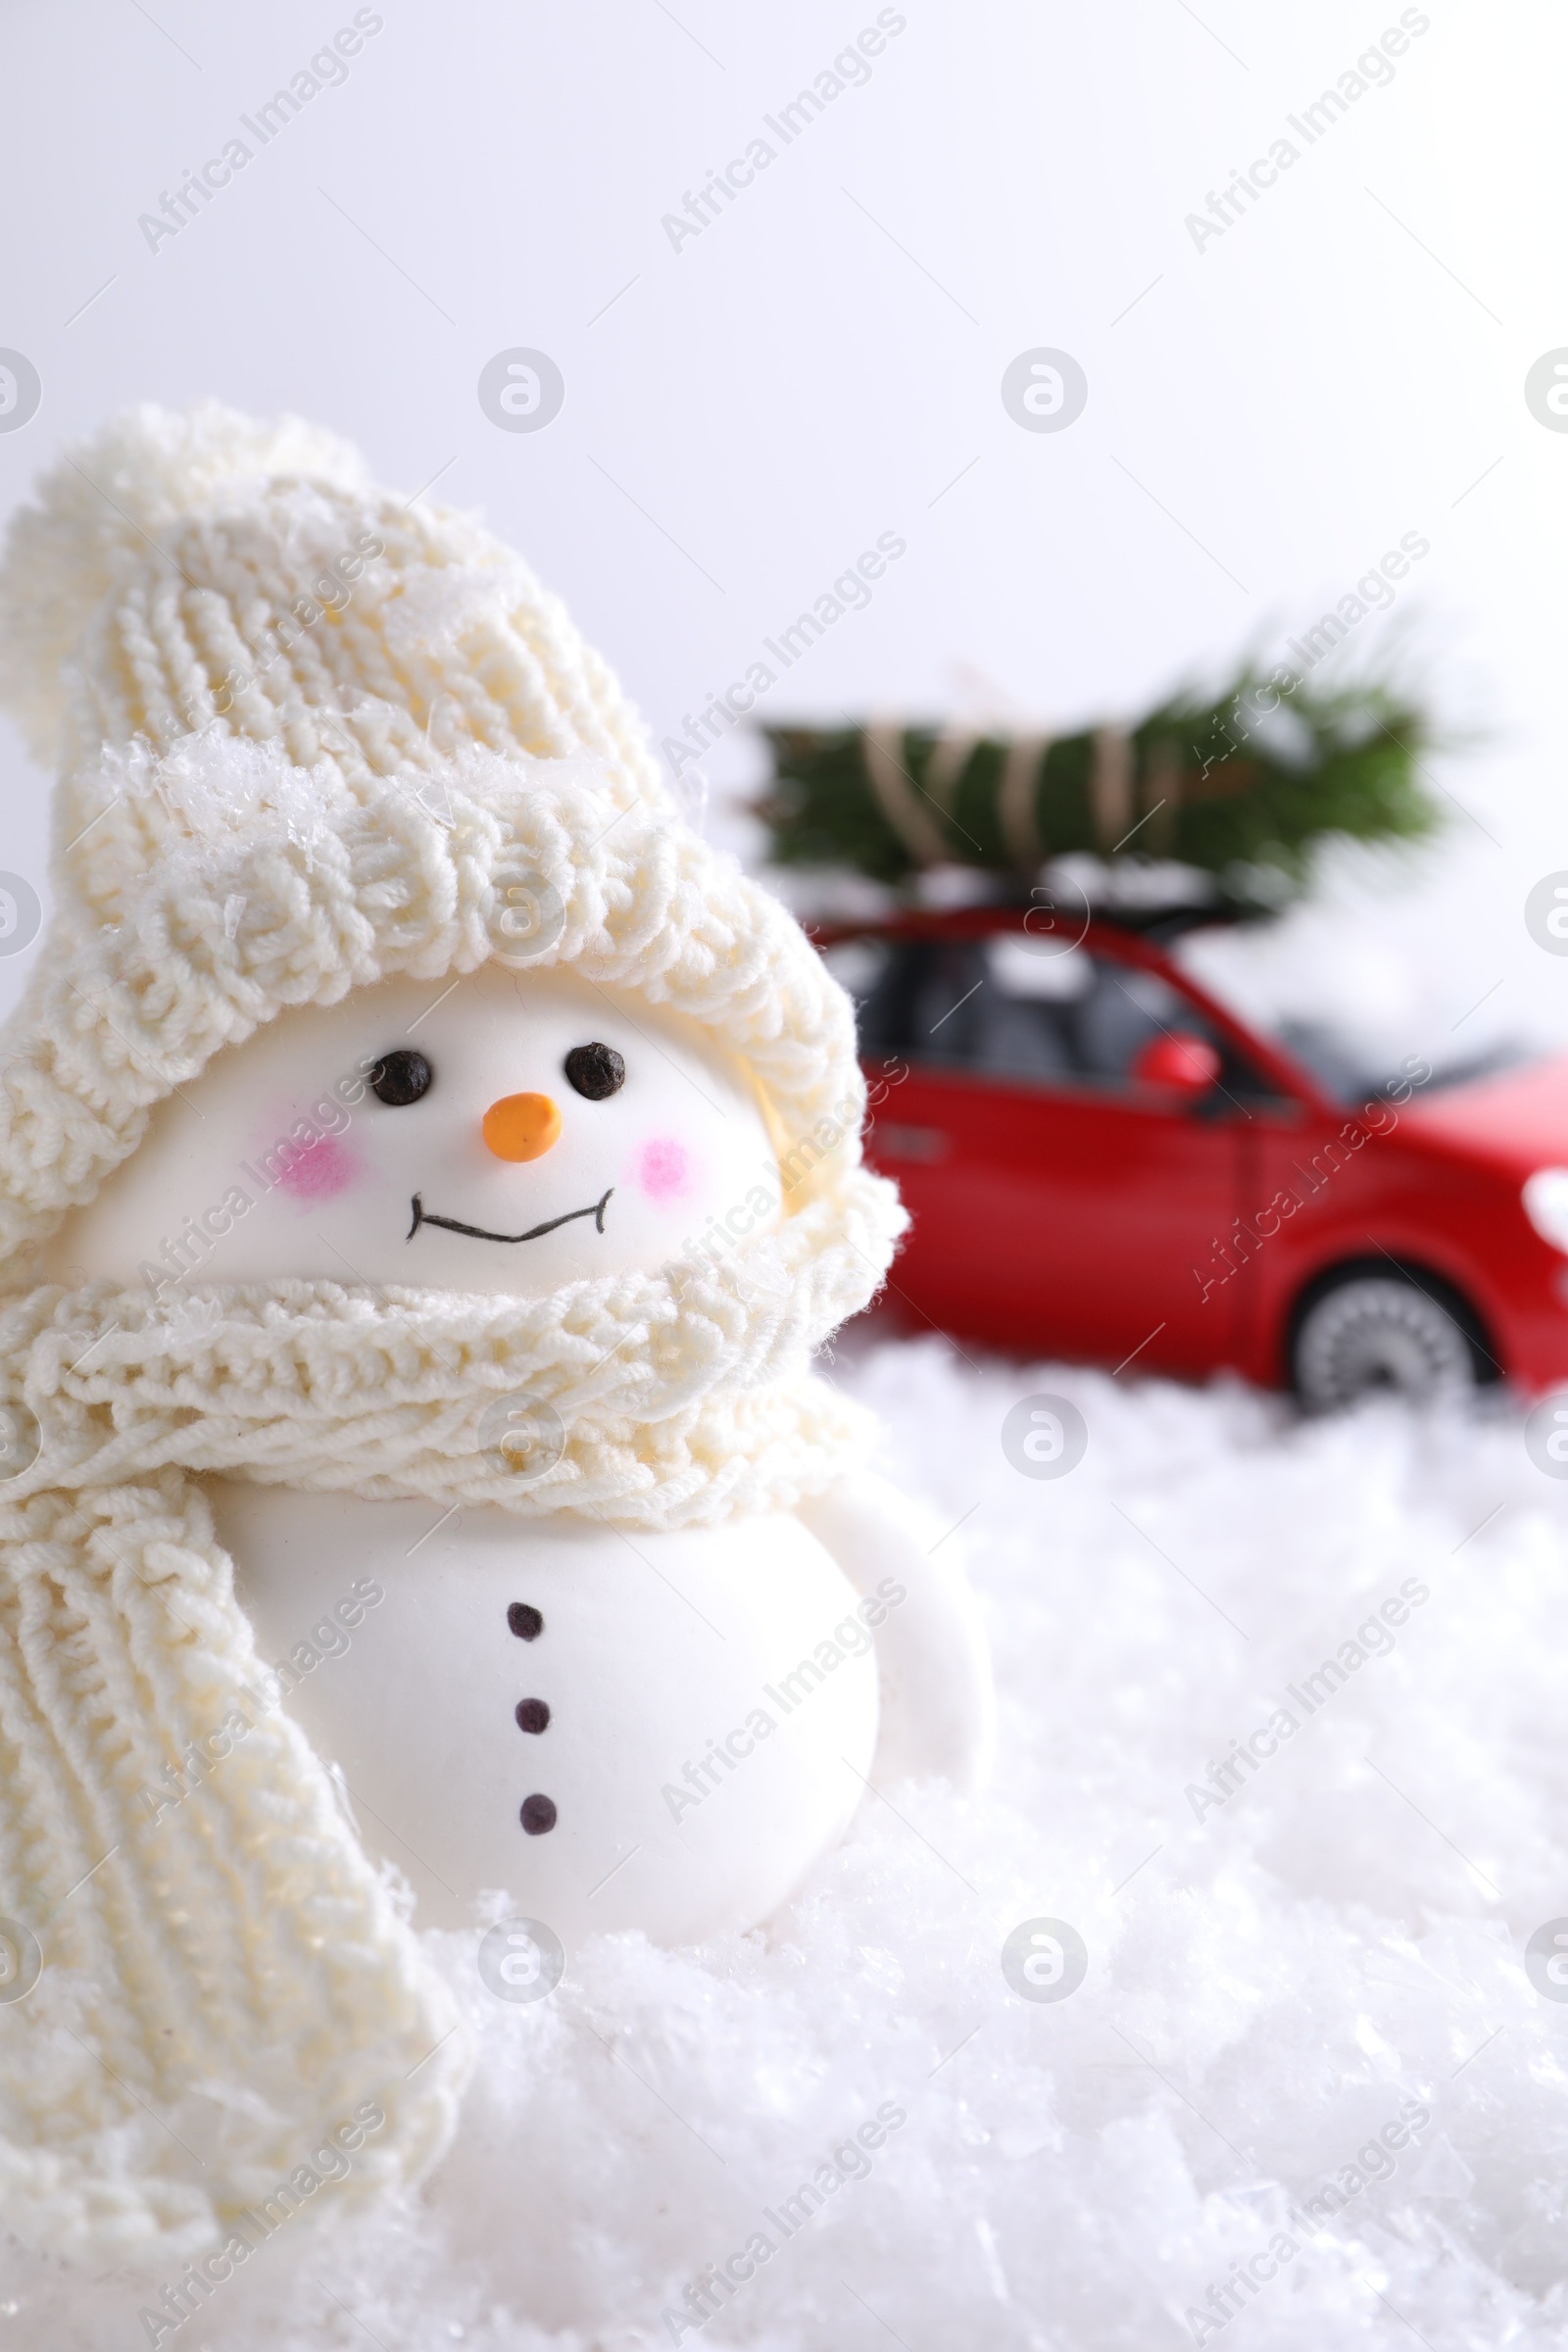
xmin=0 ymin=402 xmax=991 ymax=2259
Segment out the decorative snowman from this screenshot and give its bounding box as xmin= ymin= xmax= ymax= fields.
xmin=0 ymin=403 xmax=992 ymax=2261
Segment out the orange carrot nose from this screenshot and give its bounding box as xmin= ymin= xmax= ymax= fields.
xmin=482 ymin=1093 xmax=563 ymax=1161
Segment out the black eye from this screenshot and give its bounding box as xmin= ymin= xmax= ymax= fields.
xmin=564 ymin=1042 xmax=625 ymax=1101
xmin=368 ymin=1049 xmax=433 ymax=1106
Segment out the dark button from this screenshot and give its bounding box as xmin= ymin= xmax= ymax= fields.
xmin=514 ymin=1698 xmax=550 ymax=1735
xmin=508 ymin=1603 xmax=543 ymax=1641
xmin=520 ymin=1793 xmax=557 ymax=1836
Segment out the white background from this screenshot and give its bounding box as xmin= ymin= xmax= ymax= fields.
xmin=0 ymin=0 xmax=1565 ymax=1052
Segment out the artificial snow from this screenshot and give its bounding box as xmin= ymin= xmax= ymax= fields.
xmin=14 ymin=1334 xmax=1568 ymax=2350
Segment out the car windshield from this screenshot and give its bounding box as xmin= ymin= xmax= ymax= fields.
xmin=1263 ymin=1017 xmax=1528 ymax=1105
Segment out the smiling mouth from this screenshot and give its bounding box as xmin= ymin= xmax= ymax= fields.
xmin=407 ymin=1188 xmax=613 ymax=1245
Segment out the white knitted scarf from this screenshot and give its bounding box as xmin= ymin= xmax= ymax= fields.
xmin=0 ymin=1205 xmax=881 ymax=2262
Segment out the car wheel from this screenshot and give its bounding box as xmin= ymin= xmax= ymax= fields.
xmin=1291 ymin=1271 xmax=1484 ymax=1411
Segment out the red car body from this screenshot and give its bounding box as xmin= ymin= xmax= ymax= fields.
xmin=814 ymin=906 xmax=1568 ymax=1394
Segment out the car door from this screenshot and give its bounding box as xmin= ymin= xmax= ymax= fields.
xmin=840 ymin=928 xmax=1260 ymax=1373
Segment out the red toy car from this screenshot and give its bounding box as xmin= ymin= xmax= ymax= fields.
xmin=814 ymin=905 xmax=1568 ymax=1406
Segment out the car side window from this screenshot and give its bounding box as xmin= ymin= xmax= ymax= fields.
xmin=827 ymin=935 xmax=1285 ymax=1103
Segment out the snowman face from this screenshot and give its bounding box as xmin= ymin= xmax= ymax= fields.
xmin=44 ymin=968 xmax=783 ymax=1298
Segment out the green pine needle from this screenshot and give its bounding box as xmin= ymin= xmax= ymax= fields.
xmin=758 ymin=665 xmax=1439 ymax=894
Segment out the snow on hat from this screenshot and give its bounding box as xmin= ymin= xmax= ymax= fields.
xmin=0 ymin=401 xmax=891 ymax=1279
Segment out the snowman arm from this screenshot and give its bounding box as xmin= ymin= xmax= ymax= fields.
xmin=795 ymin=1469 xmax=996 ymax=1791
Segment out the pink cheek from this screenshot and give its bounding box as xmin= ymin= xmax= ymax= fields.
xmin=636 ymin=1137 xmax=697 ymax=1203
xmin=275 ymin=1134 xmax=362 ymax=1202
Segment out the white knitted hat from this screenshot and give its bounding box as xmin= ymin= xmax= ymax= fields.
xmin=0 ymin=405 xmax=905 ymax=2263
xmin=0 ymin=401 xmax=892 ymax=1274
